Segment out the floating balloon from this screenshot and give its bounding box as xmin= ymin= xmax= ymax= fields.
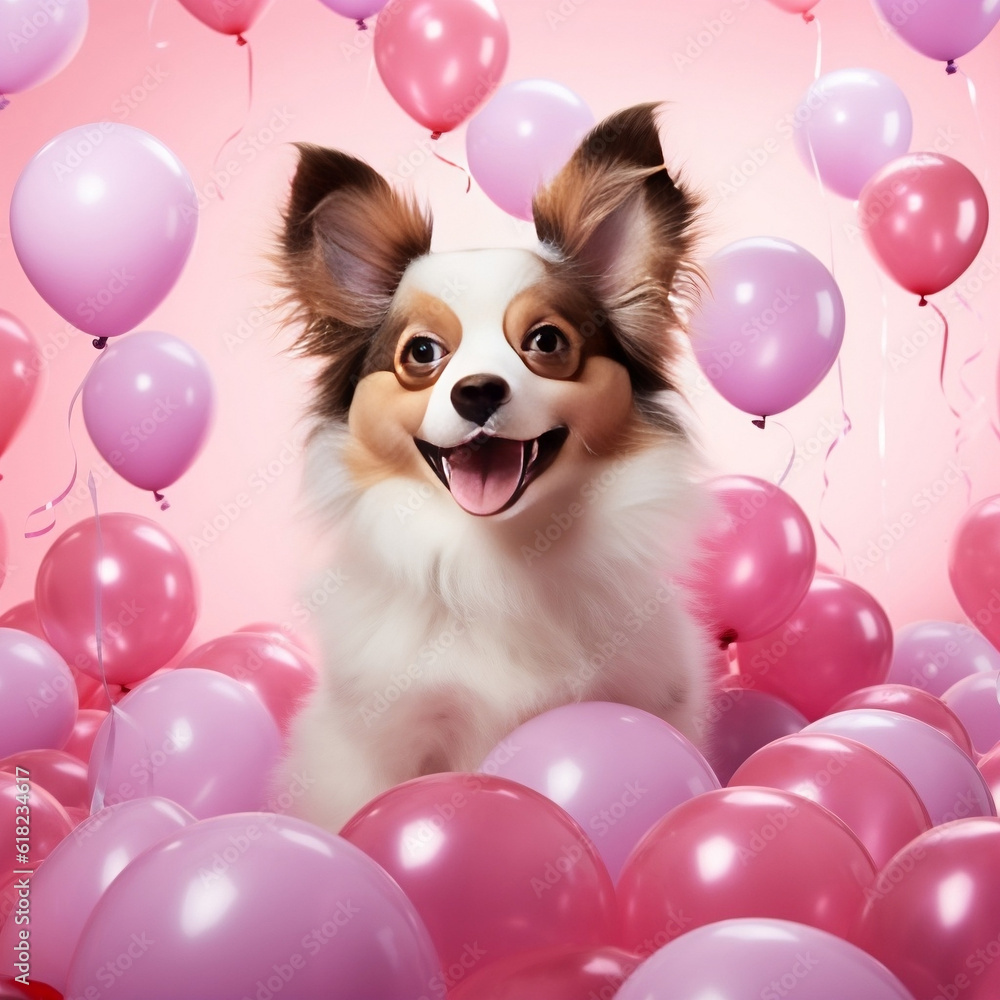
xmin=855 ymin=819 xmax=1000 ymax=1000
xmin=10 ymin=124 xmax=198 ymax=340
xmin=236 ymin=620 xmax=309 ymax=652
xmin=65 ymin=812 xmax=442 ymax=1000
xmin=318 ymin=0 xmax=387 ymax=28
xmin=979 ymin=745 xmax=1000 ymax=810
xmin=374 ymin=0 xmax=509 ymax=136
xmin=466 ymin=79 xmax=594 ymax=220
xmin=0 ymin=312 xmax=40 ymax=462
xmin=0 ymin=749 xmax=89 ymax=812
xmin=0 ymin=770 xmax=73 ymax=875
xmin=176 ymin=0 xmax=274 ymax=39
xmin=764 ymin=0 xmax=819 ymax=18
xmin=736 ymin=575 xmax=893 ymax=720
xmin=0 ymin=0 xmax=88 ymax=97
xmin=793 ymin=68 xmax=912 ymax=199
xmin=82 ymin=330 xmax=214 ymax=494
xmin=479 ymin=702 xmax=719 ymax=881
xmin=888 ymin=620 xmax=1000 ymax=695
xmin=858 ymin=153 xmax=988 ymax=303
xmin=689 ymin=475 xmax=816 ymax=645
xmin=950 ymin=496 xmax=1000 ymax=650
xmin=872 ymin=0 xmax=1000 ymax=68
xmin=35 ymin=513 xmax=198 ymax=686
xmin=942 ymin=671 xmax=1000 ymax=756
xmin=618 ymin=786 xmax=877 ymax=952
xmin=690 ymin=237 xmax=845 ymax=420
xmin=61 ymin=708 xmax=107 ymax=763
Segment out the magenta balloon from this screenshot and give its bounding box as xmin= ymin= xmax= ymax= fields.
xmin=703 ymin=685 xmax=809 ymax=784
xmin=942 ymin=671 xmax=1000 ymax=756
xmin=10 ymin=124 xmax=197 ymax=339
xmin=0 ymin=749 xmax=89 ymax=811
xmin=87 ymin=669 xmax=281 ymax=818
xmin=81 ymin=330 xmax=214 ymax=492
xmin=855 ymin=819 xmax=1000 ymax=1000
xmin=176 ymin=0 xmax=274 ymax=35
xmin=736 ymin=574 xmax=893 ymax=720
xmin=0 ymin=0 xmax=88 ymax=95
xmin=318 ymin=0 xmax=387 ymax=22
xmin=888 ymin=620 xmax=1000 ymax=696
xmin=0 ymin=628 xmax=77 ymax=757
xmin=690 ymin=237 xmax=846 ymax=418
xmin=65 ymin=812 xmax=442 ymax=1000
xmin=466 ymin=79 xmax=594 ymax=221
xmin=374 ymin=0 xmax=509 ymax=135
xmin=0 ymin=311 xmax=40 ymax=461
xmin=478 ymin=701 xmax=719 ymax=881
xmin=872 ymin=0 xmax=1000 ymax=63
xmin=950 ymin=495 xmax=1000 ymax=650
xmin=690 ymin=475 xmax=816 ymax=644
xmin=0 ymin=797 xmax=193 ymax=991
xmin=794 ymin=68 xmax=912 ymax=199
xmin=616 ymin=918 xmax=915 ymax=1000
xmin=35 ymin=513 xmax=198 ymax=686
xmin=803 ymin=709 xmax=995 ymax=826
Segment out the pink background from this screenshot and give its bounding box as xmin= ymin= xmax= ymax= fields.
xmin=1 ymin=0 xmax=999 ymax=653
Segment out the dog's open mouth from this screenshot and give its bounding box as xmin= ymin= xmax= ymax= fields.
xmin=415 ymin=428 xmax=569 ymax=516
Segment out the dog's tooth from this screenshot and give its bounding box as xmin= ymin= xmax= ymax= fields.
xmin=441 ymin=454 xmax=452 ymax=483
xmin=529 ymin=438 xmax=539 ymax=468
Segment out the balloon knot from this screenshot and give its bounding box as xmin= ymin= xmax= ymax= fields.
xmin=153 ymin=491 xmax=170 ymax=511
xmin=356 ymin=18 xmax=368 ymax=29
xmin=92 ymin=337 xmax=108 ymax=350
xmin=751 ymin=416 xmax=767 ymax=429
xmin=236 ymin=33 xmax=248 ymax=46
xmin=719 ymin=629 xmax=738 ymax=650
xmin=918 ymin=295 xmax=928 ymax=307
xmin=946 ymin=59 xmax=957 ymax=75
xmin=430 ymin=130 xmax=442 ymax=141
xmin=802 ymin=11 xmax=814 ymax=21
xmin=0 ymin=95 xmax=9 ymax=111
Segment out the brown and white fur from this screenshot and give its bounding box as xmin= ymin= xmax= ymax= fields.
xmin=274 ymin=104 xmax=713 ymax=832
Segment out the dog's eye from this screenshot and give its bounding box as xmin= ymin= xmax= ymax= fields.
xmin=523 ymin=325 xmax=569 ymax=355
xmin=402 ymin=336 xmax=446 ymax=367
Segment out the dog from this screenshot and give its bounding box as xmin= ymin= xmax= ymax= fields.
xmin=274 ymin=104 xmax=714 ymax=832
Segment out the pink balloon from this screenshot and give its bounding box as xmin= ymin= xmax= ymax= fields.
xmin=176 ymin=632 xmax=317 ymax=737
xmin=616 ymin=919 xmax=916 ymax=1000
xmin=765 ymin=0 xmax=818 ymax=15
xmin=10 ymin=124 xmax=198 ymax=339
xmin=318 ymin=0 xmax=386 ymax=26
xmin=803 ymin=709 xmax=995 ymax=826
xmin=342 ymin=773 xmax=617 ymax=976
xmin=0 ymin=514 xmax=6 ymax=594
xmin=0 ymin=770 xmax=73 ymax=875
xmin=374 ymin=0 xmax=509 ymax=135
xmin=859 ymin=153 xmax=988 ymax=302
xmin=237 ymin=620 xmax=310 ymax=652
xmin=829 ymin=683 xmax=975 ymax=757
xmin=466 ymin=79 xmax=594 ymax=221
xmin=618 ymin=786 xmax=877 ymax=952
xmin=855 ymin=819 xmax=1000 ymax=1000
xmin=82 ymin=330 xmax=214 ymax=494
xmin=794 ymin=68 xmax=912 ymax=199
xmin=176 ymin=0 xmax=274 ymax=37
xmin=35 ymin=513 xmax=198 ymax=686
xmin=950 ymin=496 xmax=1000 ymax=650
xmin=0 ymin=601 xmax=44 ymax=639
xmin=978 ymin=744 xmax=1000 ymax=809
xmin=888 ymin=619 xmax=1000 ymax=695
xmin=479 ymin=702 xmax=720 ymax=881
xmin=730 ymin=733 xmax=932 ymax=868
xmin=690 ymin=237 xmax=846 ymax=419
xmin=0 ymin=797 xmax=193 ymax=991
xmin=942 ymin=671 xmax=1000 ymax=756
xmin=65 ymin=812 xmax=442 ymax=1000
xmin=736 ymin=574 xmax=893 ymax=720
xmin=87 ymin=668 xmax=281 ymax=818
xmin=61 ymin=708 xmax=107 ymax=763
xmin=0 ymin=749 xmax=89 ymax=812
xmin=689 ymin=475 xmax=816 ymax=645
xmin=702 ymin=685 xmax=809 ymax=783
xmin=0 ymin=312 xmax=40 ymax=462
xmin=0 ymin=628 xmax=77 ymax=757
xmin=872 ymin=0 xmax=1000 ymax=65
xmin=0 ymin=0 xmax=88 ymax=96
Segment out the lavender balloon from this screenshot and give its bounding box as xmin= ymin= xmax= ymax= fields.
xmin=0 ymin=0 xmax=88 ymax=97
xmin=318 ymin=0 xmax=387 ymax=25
xmin=888 ymin=620 xmax=1000 ymax=696
xmin=467 ymin=79 xmax=594 ymax=221
xmin=82 ymin=331 xmax=214 ymax=493
xmin=10 ymin=123 xmax=198 ymax=339
xmin=690 ymin=237 xmax=845 ymax=420
xmin=942 ymin=671 xmax=1000 ymax=756
xmin=872 ymin=0 xmax=1000 ymax=68
xmin=794 ymin=68 xmax=912 ymax=199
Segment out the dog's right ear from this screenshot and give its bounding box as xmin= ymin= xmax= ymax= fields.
xmin=277 ymin=145 xmax=432 ymax=418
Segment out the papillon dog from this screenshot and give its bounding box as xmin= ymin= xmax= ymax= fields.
xmin=274 ymin=104 xmax=713 ymax=831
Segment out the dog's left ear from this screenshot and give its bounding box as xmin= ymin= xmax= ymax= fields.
xmin=532 ymin=103 xmax=699 ymax=392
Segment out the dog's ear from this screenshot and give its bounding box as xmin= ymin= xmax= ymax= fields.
xmin=532 ymin=104 xmax=699 ymax=392
xmin=277 ymin=145 xmax=432 ymax=418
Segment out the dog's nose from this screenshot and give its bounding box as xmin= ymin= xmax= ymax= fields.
xmin=450 ymin=374 xmax=511 ymax=426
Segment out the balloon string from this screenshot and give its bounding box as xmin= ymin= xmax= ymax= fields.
xmin=812 ymin=14 xmax=822 ymax=79
xmin=210 ymin=35 xmax=255 ymax=181
xmin=954 ymin=290 xmax=1000 ymax=447
xmin=147 ymin=0 xmax=168 ymax=49
xmin=958 ymin=67 xmax=989 ymax=187
xmin=771 ymin=419 xmax=796 ymax=488
xmin=819 ymin=358 xmax=851 ymax=577
xmin=431 ymin=141 xmax=472 ymax=193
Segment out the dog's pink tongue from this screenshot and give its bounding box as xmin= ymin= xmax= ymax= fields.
xmin=447 ymin=438 xmax=524 ymax=516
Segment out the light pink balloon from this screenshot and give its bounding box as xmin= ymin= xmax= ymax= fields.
xmin=61 ymin=709 xmax=108 ymax=763
xmin=872 ymin=0 xmax=1000 ymax=65
xmin=82 ymin=330 xmax=214 ymax=493
xmin=765 ymin=0 xmax=818 ymax=15
xmin=318 ymin=0 xmax=387 ymax=26
xmin=950 ymin=495 xmax=1000 ymax=650
xmin=0 ymin=0 xmax=88 ymax=96
xmin=794 ymin=68 xmax=912 ymax=199
xmin=87 ymin=668 xmax=281 ymax=818
xmin=237 ymin=620 xmax=310 ymax=652
xmin=0 ymin=311 xmax=40 ymax=462
xmin=0 ymin=797 xmax=193 ymax=991
xmin=689 ymin=475 xmax=816 ymax=645
xmin=942 ymin=671 xmax=1000 ymax=756
xmin=374 ymin=0 xmax=509 ymax=135
xmin=0 ymin=628 xmax=77 ymax=757
xmin=10 ymin=124 xmax=198 ymax=339
xmin=979 ymin=744 xmax=1000 ymax=810
xmin=176 ymin=0 xmax=274 ymax=37
xmin=466 ymin=79 xmax=594 ymax=221
xmin=0 ymin=749 xmax=89 ymax=812
xmin=690 ymin=237 xmax=846 ymax=419
xmin=0 ymin=770 xmax=73 ymax=875
xmin=888 ymin=619 xmax=1000 ymax=695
